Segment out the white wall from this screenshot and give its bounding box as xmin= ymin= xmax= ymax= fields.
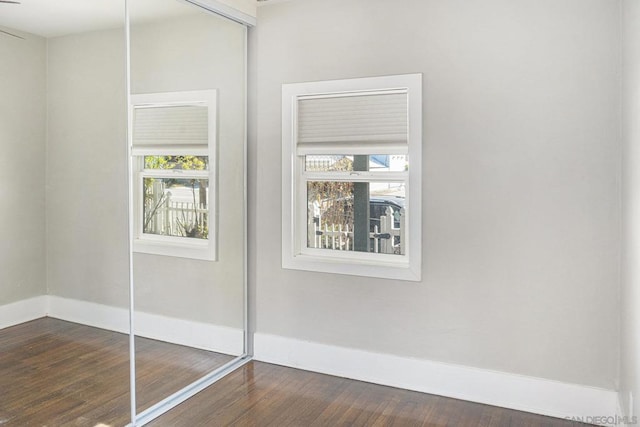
xmin=129 ymin=13 xmax=246 ymax=329
xmin=252 ymin=0 xmax=620 ymax=390
xmin=0 ymin=29 xmax=47 ymax=306
xmin=46 ymin=28 xmax=130 ymax=308
xmin=621 ymin=0 xmax=640 ymax=419
xmin=217 ymin=0 xmax=256 ymax=19
xmin=46 ymin=13 xmax=246 ymax=331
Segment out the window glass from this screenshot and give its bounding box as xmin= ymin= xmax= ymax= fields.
xmin=144 ymin=155 xmax=209 ymax=170
xmin=305 ymin=155 xmax=408 ymax=172
xmin=307 ymin=181 xmax=405 ymax=255
xmin=143 ymin=177 xmax=209 ymax=239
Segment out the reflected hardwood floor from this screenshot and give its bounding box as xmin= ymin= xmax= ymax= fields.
xmin=0 ymin=317 xmax=233 ymax=426
xmin=1 ymin=319 xmax=583 ymax=427
xmin=150 ymin=361 xmax=582 ymax=427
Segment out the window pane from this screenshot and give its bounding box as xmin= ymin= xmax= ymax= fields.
xmin=143 ymin=177 xmax=209 ymax=239
xmin=305 ymin=155 xmax=408 ymax=172
xmin=307 ymin=181 xmax=405 ymax=255
xmin=144 ymin=155 xmax=209 ymax=171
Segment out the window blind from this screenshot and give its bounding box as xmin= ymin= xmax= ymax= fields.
xmin=296 ymin=90 xmax=408 ymax=155
xmin=132 ymin=104 xmax=208 ymax=148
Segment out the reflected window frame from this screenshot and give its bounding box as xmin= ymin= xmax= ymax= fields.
xmin=130 ymin=90 xmax=217 ymax=261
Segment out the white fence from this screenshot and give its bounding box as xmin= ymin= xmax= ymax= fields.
xmin=308 ymin=205 xmax=405 ymax=255
xmin=145 ymin=183 xmax=207 ymax=237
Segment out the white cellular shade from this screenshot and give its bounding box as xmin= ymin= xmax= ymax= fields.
xmin=296 ymin=90 xmax=408 ymax=155
xmin=133 ymin=104 xmax=208 ymax=147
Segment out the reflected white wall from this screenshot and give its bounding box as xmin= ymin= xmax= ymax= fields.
xmin=0 ymin=30 xmax=47 ymax=306
xmin=130 ymin=12 xmax=245 ymax=330
xmin=46 ymin=28 xmax=129 ymax=308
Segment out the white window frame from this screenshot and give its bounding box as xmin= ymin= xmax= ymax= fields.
xmin=282 ymin=74 xmax=422 ymax=281
xmin=130 ymin=90 xmax=217 ymax=261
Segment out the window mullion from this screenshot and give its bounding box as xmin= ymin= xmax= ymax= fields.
xmin=303 ymin=170 xmax=408 ymax=182
xmin=140 ymin=170 xmax=209 ymax=179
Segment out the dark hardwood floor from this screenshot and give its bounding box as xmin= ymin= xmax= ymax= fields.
xmin=1 ymin=318 xmax=584 ymax=426
xmin=150 ymin=361 xmax=583 ymax=427
xmin=0 ymin=317 xmax=233 ymax=426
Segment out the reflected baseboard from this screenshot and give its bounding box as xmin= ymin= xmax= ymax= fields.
xmin=134 ymin=310 xmax=244 ymax=356
xmin=17 ymin=295 xmax=244 ymax=356
xmin=0 ymin=296 xmax=48 ymax=330
xmin=47 ymin=295 xmax=130 ymax=333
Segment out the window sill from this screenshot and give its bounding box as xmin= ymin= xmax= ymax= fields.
xmin=282 ymin=252 xmax=420 ymax=282
xmin=133 ymin=239 xmax=216 ymax=261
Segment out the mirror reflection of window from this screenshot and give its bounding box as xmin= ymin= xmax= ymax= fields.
xmin=130 ymin=91 xmax=217 ymax=260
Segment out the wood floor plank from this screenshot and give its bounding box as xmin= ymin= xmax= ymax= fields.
xmin=0 ymin=317 xmax=233 ymax=426
xmin=1 ymin=319 xmax=588 ymax=426
xmin=149 ymin=362 xmax=584 ymax=427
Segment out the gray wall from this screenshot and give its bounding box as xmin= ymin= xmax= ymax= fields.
xmin=46 ymin=28 xmax=130 ymax=308
xmin=0 ymin=30 xmax=47 ymax=305
xmin=46 ymin=13 xmax=246 ymax=329
xmin=621 ymin=0 xmax=640 ymax=418
xmin=130 ymin=13 xmax=245 ymax=328
xmin=252 ymin=0 xmax=620 ymax=389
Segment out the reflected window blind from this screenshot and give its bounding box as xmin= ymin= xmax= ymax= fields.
xmin=132 ymin=104 xmax=208 ymax=148
xmin=296 ymin=90 xmax=408 ymax=155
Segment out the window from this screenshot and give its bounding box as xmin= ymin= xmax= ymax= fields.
xmin=130 ymin=90 xmax=217 ymax=261
xmin=282 ymin=74 xmax=422 ymax=281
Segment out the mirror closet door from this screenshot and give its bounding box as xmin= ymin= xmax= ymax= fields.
xmin=127 ymin=0 xmax=247 ymax=420
xmin=0 ymin=1 xmax=132 ymax=425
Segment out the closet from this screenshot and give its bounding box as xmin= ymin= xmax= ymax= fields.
xmin=0 ymin=0 xmax=250 ymax=425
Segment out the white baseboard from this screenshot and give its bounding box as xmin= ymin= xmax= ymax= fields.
xmin=45 ymin=296 xmax=244 ymax=356
xmin=47 ymin=296 xmax=129 ymax=333
xmin=133 ymin=310 xmax=244 ymax=356
xmin=1 ymin=297 xmax=623 ymax=425
xmin=618 ymin=392 xmax=637 ymax=426
xmin=618 ymin=394 xmax=625 ymax=421
xmin=254 ymin=333 xmax=620 ymax=425
xmin=0 ymin=296 xmax=47 ymax=330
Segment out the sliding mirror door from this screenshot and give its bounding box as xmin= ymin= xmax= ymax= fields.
xmin=127 ymin=0 xmax=247 ymax=419
xmin=0 ymin=1 xmax=131 ymax=425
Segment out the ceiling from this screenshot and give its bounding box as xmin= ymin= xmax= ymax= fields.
xmin=0 ymin=0 xmax=240 ymax=39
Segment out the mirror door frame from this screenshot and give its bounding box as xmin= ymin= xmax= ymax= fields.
xmin=124 ymin=1 xmax=253 ymax=425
